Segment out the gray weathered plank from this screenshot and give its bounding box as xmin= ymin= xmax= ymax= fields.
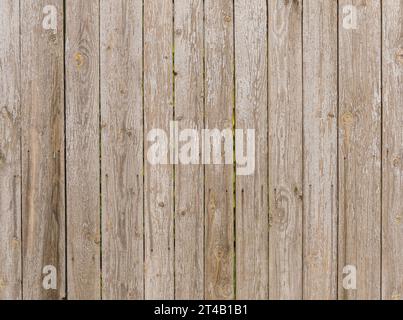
xmin=302 ymin=0 xmax=338 ymax=300
xmin=268 ymin=0 xmax=303 ymax=300
xmin=66 ymin=0 xmax=100 ymax=300
xmin=174 ymin=0 xmax=204 ymax=299
xmin=204 ymin=0 xmax=234 ymax=300
xmin=101 ymin=0 xmax=144 ymax=300
xmin=338 ymin=0 xmax=382 ymax=300
xmin=235 ymin=0 xmax=269 ymax=300
xmin=21 ymin=0 xmax=65 ymax=300
xmin=144 ymin=0 xmax=174 ymax=299
xmin=382 ymin=0 xmax=403 ymax=301
xmin=0 ymin=0 xmax=21 ymax=300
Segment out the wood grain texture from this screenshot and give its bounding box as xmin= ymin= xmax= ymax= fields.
xmin=101 ymin=0 xmax=144 ymax=300
xmin=174 ymin=0 xmax=204 ymax=299
xmin=204 ymin=0 xmax=234 ymax=300
xmin=66 ymin=0 xmax=100 ymax=300
xmin=2 ymin=0 xmax=402 ymax=301
xmin=0 ymin=0 xmax=21 ymax=300
xmin=144 ymin=0 xmax=174 ymax=299
xmin=235 ymin=0 xmax=268 ymax=300
xmin=338 ymin=0 xmax=382 ymax=300
xmin=21 ymin=0 xmax=65 ymax=300
xmin=382 ymin=0 xmax=403 ymax=301
xmin=268 ymin=0 xmax=303 ymax=300
xmin=302 ymin=0 xmax=338 ymax=300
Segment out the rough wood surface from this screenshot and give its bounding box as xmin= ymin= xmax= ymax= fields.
xmin=382 ymin=0 xmax=403 ymax=301
xmin=66 ymin=0 xmax=100 ymax=300
xmin=100 ymin=0 xmax=144 ymax=300
xmin=268 ymin=0 xmax=303 ymax=300
xmin=144 ymin=0 xmax=174 ymax=299
xmin=1 ymin=0 xmax=403 ymax=301
xmin=21 ymin=0 xmax=65 ymax=300
xmin=174 ymin=0 xmax=204 ymax=300
xmin=0 ymin=0 xmax=21 ymax=300
xmin=235 ymin=0 xmax=269 ymax=300
xmin=338 ymin=0 xmax=382 ymax=300
xmin=303 ymin=0 xmax=338 ymax=300
xmin=204 ymin=0 xmax=235 ymax=300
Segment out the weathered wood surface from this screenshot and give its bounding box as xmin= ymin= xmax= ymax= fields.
xmin=204 ymin=0 xmax=235 ymax=300
xmin=66 ymin=0 xmax=100 ymax=300
xmin=21 ymin=0 xmax=65 ymax=300
xmin=100 ymin=0 xmax=144 ymax=300
xmin=303 ymin=0 xmax=338 ymax=300
xmin=174 ymin=0 xmax=204 ymax=300
xmin=338 ymin=0 xmax=382 ymax=300
xmin=0 ymin=0 xmax=401 ymax=301
xmin=235 ymin=0 xmax=269 ymax=300
xmin=382 ymin=0 xmax=403 ymax=301
xmin=144 ymin=0 xmax=174 ymax=299
xmin=0 ymin=0 xmax=21 ymax=300
xmin=268 ymin=0 xmax=303 ymax=300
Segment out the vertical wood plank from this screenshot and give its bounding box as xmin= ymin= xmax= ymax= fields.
xmin=101 ymin=0 xmax=144 ymax=300
xmin=144 ymin=0 xmax=174 ymax=299
xmin=174 ymin=0 xmax=204 ymax=299
xmin=0 ymin=0 xmax=21 ymax=300
xmin=204 ymin=0 xmax=234 ymax=300
xmin=382 ymin=0 xmax=403 ymax=301
xmin=234 ymin=0 xmax=268 ymax=300
xmin=268 ymin=0 xmax=303 ymax=300
xmin=21 ymin=0 xmax=65 ymax=300
xmin=338 ymin=0 xmax=382 ymax=300
xmin=66 ymin=0 xmax=100 ymax=300
xmin=303 ymin=0 xmax=338 ymax=300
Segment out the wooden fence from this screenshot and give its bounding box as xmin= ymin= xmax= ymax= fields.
xmin=0 ymin=0 xmax=402 ymax=300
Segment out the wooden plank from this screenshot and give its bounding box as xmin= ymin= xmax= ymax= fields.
xmin=66 ymin=0 xmax=100 ymax=300
xmin=268 ymin=0 xmax=303 ymax=300
xmin=144 ymin=0 xmax=174 ymax=299
xmin=174 ymin=0 xmax=204 ymax=299
xmin=204 ymin=0 xmax=234 ymax=300
xmin=21 ymin=0 xmax=65 ymax=300
xmin=302 ymin=0 xmax=338 ymax=300
xmin=338 ymin=0 xmax=382 ymax=300
xmin=382 ymin=0 xmax=403 ymax=301
xmin=234 ymin=0 xmax=268 ymax=300
xmin=0 ymin=0 xmax=21 ymax=300
xmin=101 ymin=0 xmax=144 ymax=300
